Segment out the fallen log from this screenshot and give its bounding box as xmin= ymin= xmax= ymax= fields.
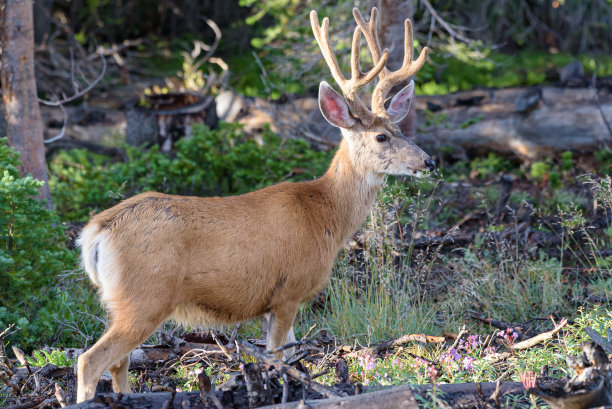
xmin=62 ymin=381 xmax=525 ymax=409
xmin=245 ymin=84 xmax=612 ymax=159
xmin=262 ymin=382 xmax=525 ymax=409
xmin=414 ymin=86 xmax=612 ymax=159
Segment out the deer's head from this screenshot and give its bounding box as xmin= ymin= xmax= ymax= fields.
xmin=311 ymin=8 xmax=435 ymax=178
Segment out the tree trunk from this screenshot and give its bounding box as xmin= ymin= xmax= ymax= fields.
xmin=0 ymin=0 xmax=52 ymax=207
xmin=33 ymin=0 xmax=53 ymax=44
xmin=377 ymin=0 xmax=418 ymax=139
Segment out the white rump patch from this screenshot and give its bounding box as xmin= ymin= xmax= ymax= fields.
xmin=78 ymin=226 xmax=121 ymax=307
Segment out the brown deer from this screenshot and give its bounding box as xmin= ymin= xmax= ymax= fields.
xmin=76 ymin=7 xmax=433 ymax=402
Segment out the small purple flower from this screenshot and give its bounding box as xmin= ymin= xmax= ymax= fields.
xmin=468 ymin=335 xmax=479 ymax=348
xmin=365 ymin=359 xmax=376 ymax=371
xmin=441 ymin=348 xmax=461 ymax=363
xmin=463 ymin=356 xmax=475 ymax=371
xmin=426 ymin=365 xmax=439 ymax=380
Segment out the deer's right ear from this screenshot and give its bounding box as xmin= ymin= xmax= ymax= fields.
xmin=318 ymin=81 xmax=356 ymax=129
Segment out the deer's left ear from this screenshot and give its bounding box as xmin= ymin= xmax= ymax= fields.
xmin=387 ymin=80 xmax=414 ymax=123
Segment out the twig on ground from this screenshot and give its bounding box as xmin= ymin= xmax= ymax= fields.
xmin=470 ymin=315 xmax=528 ymax=341
xmin=211 ymin=332 xmax=233 ymax=362
xmin=281 ymin=371 xmax=289 ymax=404
xmin=227 ymin=324 xmax=240 ymax=348
xmin=512 ymin=318 xmax=568 ymax=350
xmin=268 ymin=339 xmax=318 ymax=355
xmin=0 ymin=324 xmax=20 ymax=369
xmin=348 ymin=334 xmax=445 ymax=358
xmin=446 ymin=325 xmax=468 ymax=353
xmin=0 ymin=324 xmax=19 ymax=339
xmin=0 ymin=371 xmax=20 ymax=395
xmin=237 ymin=340 xmax=341 ymax=399
xmin=54 ymin=383 xmax=67 ymax=408
xmin=11 ymin=347 xmax=31 ymax=376
xmin=486 ymin=319 xmax=568 ymax=363
xmin=489 ymin=379 xmax=503 ymax=408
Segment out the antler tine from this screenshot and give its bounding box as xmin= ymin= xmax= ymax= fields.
xmin=372 ymin=18 xmax=429 ymax=116
xmin=310 ymin=11 xmax=346 ymax=92
xmin=352 ymin=8 xmax=385 ymax=68
xmin=349 ymin=26 xmax=389 ymax=92
xmin=354 ymin=7 xmax=429 ymax=117
xmin=311 ymin=9 xmax=388 ymax=123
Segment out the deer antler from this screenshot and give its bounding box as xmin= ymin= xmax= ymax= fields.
xmin=353 ymin=7 xmax=429 ymax=118
xmin=310 ymin=10 xmax=389 ymax=124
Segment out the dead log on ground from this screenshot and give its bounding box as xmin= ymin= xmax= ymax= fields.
xmin=415 ymin=86 xmax=612 ymax=159
xmin=245 ymin=85 xmax=612 ymax=159
xmin=62 ymin=381 xmax=525 ymax=409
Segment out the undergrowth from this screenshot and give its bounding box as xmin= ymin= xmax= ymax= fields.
xmin=0 ymin=139 xmax=102 ymax=351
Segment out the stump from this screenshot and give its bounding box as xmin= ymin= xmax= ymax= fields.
xmin=125 ymin=92 xmax=218 ymax=151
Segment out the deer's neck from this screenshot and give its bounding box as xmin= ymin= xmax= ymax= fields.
xmin=316 ymin=138 xmax=384 ymax=244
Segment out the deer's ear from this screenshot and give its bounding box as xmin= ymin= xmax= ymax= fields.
xmin=318 ymin=81 xmax=356 ymax=129
xmin=387 ymin=80 xmax=414 ymax=123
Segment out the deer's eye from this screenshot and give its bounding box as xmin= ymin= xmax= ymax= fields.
xmin=376 ymin=134 xmax=387 ymax=143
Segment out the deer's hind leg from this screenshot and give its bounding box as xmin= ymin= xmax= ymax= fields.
xmin=77 ymin=310 xmax=166 ymax=402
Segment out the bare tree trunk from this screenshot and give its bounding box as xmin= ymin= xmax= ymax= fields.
xmin=33 ymin=0 xmax=53 ymax=44
xmin=378 ymin=0 xmax=417 ymax=139
xmin=1 ymin=0 xmax=52 ymax=207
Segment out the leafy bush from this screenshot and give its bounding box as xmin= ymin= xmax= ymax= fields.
xmin=0 ymin=139 xmax=95 ymax=350
xmin=50 ymin=123 xmax=332 ymax=221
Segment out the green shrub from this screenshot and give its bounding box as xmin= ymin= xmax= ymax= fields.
xmin=50 ymin=123 xmax=332 ymax=221
xmin=0 ymin=138 xmax=94 ymax=350
xmin=470 ymin=153 xmax=513 ymax=179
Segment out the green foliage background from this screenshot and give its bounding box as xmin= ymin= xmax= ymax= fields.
xmin=50 ymin=123 xmax=331 ymax=221
xmin=0 ymin=139 xmax=103 ymax=349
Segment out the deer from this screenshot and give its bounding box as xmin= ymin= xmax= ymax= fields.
xmin=75 ymin=7 xmax=434 ymax=403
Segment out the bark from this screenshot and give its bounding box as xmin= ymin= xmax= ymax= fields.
xmin=0 ymin=0 xmax=52 ymax=207
xmin=33 ymin=0 xmax=53 ymax=44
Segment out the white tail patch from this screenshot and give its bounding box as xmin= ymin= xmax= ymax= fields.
xmin=77 ymin=226 xmax=120 ymax=307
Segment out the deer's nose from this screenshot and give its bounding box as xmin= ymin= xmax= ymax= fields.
xmin=425 ymin=158 xmax=436 ymax=171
